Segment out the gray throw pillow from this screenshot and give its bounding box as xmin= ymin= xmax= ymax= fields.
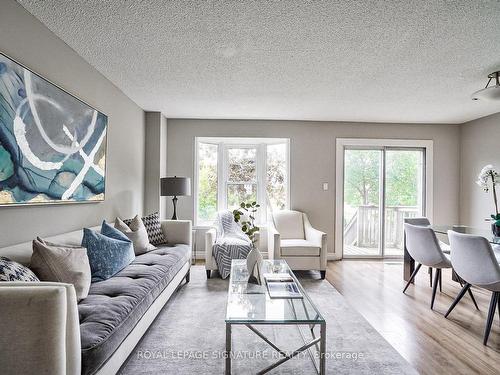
xmin=31 ymin=238 xmax=91 ymax=301
xmin=115 ymin=216 xmax=156 ymax=255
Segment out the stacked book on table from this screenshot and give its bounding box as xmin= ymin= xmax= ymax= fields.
xmin=264 ymin=273 xmax=303 ymax=299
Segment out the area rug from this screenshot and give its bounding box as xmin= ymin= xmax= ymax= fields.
xmin=119 ymin=266 xmax=416 ymax=374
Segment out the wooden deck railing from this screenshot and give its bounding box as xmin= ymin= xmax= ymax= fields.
xmin=344 ymin=205 xmax=419 ymax=248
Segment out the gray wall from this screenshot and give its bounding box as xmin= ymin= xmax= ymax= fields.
xmin=0 ymin=0 xmax=146 ymax=247
xmin=144 ymin=112 xmax=168 ymax=218
xmin=166 ymin=119 xmax=461 ymax=256
xmin=460 ymin=112 xmax=500 ymax=228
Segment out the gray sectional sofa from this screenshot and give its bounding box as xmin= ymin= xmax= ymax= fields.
xmin=0 ymin=219 xmax=192 ymax=375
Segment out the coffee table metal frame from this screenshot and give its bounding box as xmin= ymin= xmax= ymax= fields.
xmin=225 ymin=259 xmax=326 ymax=374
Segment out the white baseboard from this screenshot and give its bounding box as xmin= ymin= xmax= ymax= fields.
xmin=327 ymin=254 xmax=341 ymax=261
xmin=194 ymin=250 xmax=340 ymax=261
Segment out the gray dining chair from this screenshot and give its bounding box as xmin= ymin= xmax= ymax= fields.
xmin=445 ymin=231 xmax=500 ymax=345
xmin=405 ymin=218 xmax=434 ymax=287
xmin=403 ymin=223 xmax=452 ymax=309
xmin=404 ymin=217 xmax=432 ymax=227
xmin=404 ymin=217 xmax=452 ymax=288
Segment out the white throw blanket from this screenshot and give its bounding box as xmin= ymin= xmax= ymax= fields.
xmin=212 ymin=210 xmax=252 ymax=279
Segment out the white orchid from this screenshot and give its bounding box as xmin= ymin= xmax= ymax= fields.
xmin=477 ymin=164 xmax=500 ymax=219
xmin=476 ymin=165 xmax=500 ymax=192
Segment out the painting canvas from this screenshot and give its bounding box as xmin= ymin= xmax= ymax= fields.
xmin=0 ymin=53 xmax=107 ymax=205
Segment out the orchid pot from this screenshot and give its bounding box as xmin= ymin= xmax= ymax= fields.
xmin=492 ymin=222 xmax=500 ymax=237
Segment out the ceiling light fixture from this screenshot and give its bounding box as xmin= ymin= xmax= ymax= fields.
xmin=471 ymin=71 xmax=500 ymax=101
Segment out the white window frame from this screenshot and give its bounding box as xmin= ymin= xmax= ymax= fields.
xmin=194 ymin=137 xmax=290 ymax=227
xmin=222 ymin=143 xmax=259 ymax=214
xmin=335 ymin=138 xmax=433 ymax=258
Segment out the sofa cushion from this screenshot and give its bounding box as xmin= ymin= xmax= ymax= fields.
xmin=82 ymin=228 xmax=135 ymax=282
xmin=273 ymin=210 xmax=305 ymax=240
xmin=78 ymin=244 xmax=190 ymax=375
xmin=30 ymin=238 xmax=91 ymax=301
xmin=0 ymin=256 xmax=39 ymax=282
xmin=280 ymin=239 xmax=320 ymax=256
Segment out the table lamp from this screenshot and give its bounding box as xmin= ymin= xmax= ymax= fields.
xmin=161 ymin=176 xmax=191 ymax=220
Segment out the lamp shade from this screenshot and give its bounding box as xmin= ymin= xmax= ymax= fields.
xmin=161 ymin=177 xmax=191 ymax=197
xmin=471 ymin=85 xmax=500 ymax=101
xmin=471 ymin=71 xmax=500 ymax=101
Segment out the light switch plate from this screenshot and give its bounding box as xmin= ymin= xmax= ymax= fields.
xmin=323 ymin=183 xmax=328 ymax=191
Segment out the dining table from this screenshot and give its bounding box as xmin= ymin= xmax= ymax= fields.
xmin=403 ymin=225 xmax=500 ymax=282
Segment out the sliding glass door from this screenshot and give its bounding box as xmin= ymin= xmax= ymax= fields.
xmin=384 ymin=149 xmax=425 ymax=256
xmin=343 ymin=149 xmax=383 ymax=256
xmin=342 ymin=147 xmax=425 ymax=258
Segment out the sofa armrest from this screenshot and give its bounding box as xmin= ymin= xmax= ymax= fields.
xmin=304 ymin=214 xmax=328 ymax=271
xmin=161 ymin=220 xmax=192 ymax=246
xmin=267 ymin=223 xmax=281 ymax=260
xmin=304 ymin=215 xmax=327 ymax=269
xmin=0 ymin=282 xmax=81 ymax=375
xmin=205 ymin=228 xmax=217 ymax=269
xmin=304 ymin=218 xmax=325 ymax=247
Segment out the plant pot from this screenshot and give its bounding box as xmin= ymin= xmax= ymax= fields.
xmin=492 ymin=223 xmax=500 ymax=237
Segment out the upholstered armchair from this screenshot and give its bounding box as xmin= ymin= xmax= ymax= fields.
xmin=205 ymin=228 xmax=259 ymax=278
xmin=268 ymin=210 xmax=327 ymax=279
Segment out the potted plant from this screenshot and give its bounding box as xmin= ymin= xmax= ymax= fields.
xmin=233 ymin=201 xmax=262 ymax=284
xmin=476 ymin=165 xmax=500 ymax=237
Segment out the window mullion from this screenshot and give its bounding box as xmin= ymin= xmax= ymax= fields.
xmin=257 ymin=143 xmax=266 ymax=224
xmin=218 ymin=143 xmax=226 ymax=211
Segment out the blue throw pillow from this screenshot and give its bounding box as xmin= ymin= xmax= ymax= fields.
xmin=82 ymin=228 xmax=135 ymax=282
xmin=101 ymin=220 xmax=131 ymax=242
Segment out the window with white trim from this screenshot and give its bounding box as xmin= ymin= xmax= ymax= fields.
xmin=195 ymin=137 xmax=289 ymax=226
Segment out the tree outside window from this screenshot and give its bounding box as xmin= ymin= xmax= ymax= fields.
xmin=196 ymin=138 xmax=289 ymax=225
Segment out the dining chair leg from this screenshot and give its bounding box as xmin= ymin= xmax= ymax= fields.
xmin=439 ymin=269 xmax=442 ymax=293
xmin=431 ymin=268 xmax=440 ymax=310
xmin=403 ymin=263 xmax=422 ymax=293
xmin=468 ymin=288 xmax=480 ymax=311
xmin=458 ymin=279 xmax=479 ymax=310
xmin=429 ymin=267 xmax=433 ymax=288
xmin=498 ymin=298 xmax=500 ymax=325
xmin=445 ymin=283 xmax=471 ymax=318
xmin=483 ymin=292 xmax=499 ymax=346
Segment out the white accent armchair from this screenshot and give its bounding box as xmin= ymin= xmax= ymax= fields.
xmin=205 ymin=227 xmax=218 ymax=278
xmin=268 ymin=210 xmax=327 ymax=279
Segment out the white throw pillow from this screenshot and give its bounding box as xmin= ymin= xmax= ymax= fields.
xmin=115 ymin=216 xmax=156 ymax=255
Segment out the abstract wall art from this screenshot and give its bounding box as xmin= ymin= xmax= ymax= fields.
xmin=0 ymin=52 xmax=107 ymax=206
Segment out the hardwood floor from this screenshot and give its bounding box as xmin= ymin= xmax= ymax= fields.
xmin=326 ymin=259 xmax=500 ymax=375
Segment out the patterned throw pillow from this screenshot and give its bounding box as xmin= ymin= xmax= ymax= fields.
xmin=124 ymin=212 xmax=166 ymax=246
xmin=0 ymin=256 xmax=39 ymax=282
xmin=82 ymin=228 xmax=135 ymax=282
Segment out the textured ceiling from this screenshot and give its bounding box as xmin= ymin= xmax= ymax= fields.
xmin=17 ymin=0 xmax=500 ymax=123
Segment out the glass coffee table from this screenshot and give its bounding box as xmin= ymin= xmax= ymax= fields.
xmin=225 ymin=259 xmax=326 ymax=374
